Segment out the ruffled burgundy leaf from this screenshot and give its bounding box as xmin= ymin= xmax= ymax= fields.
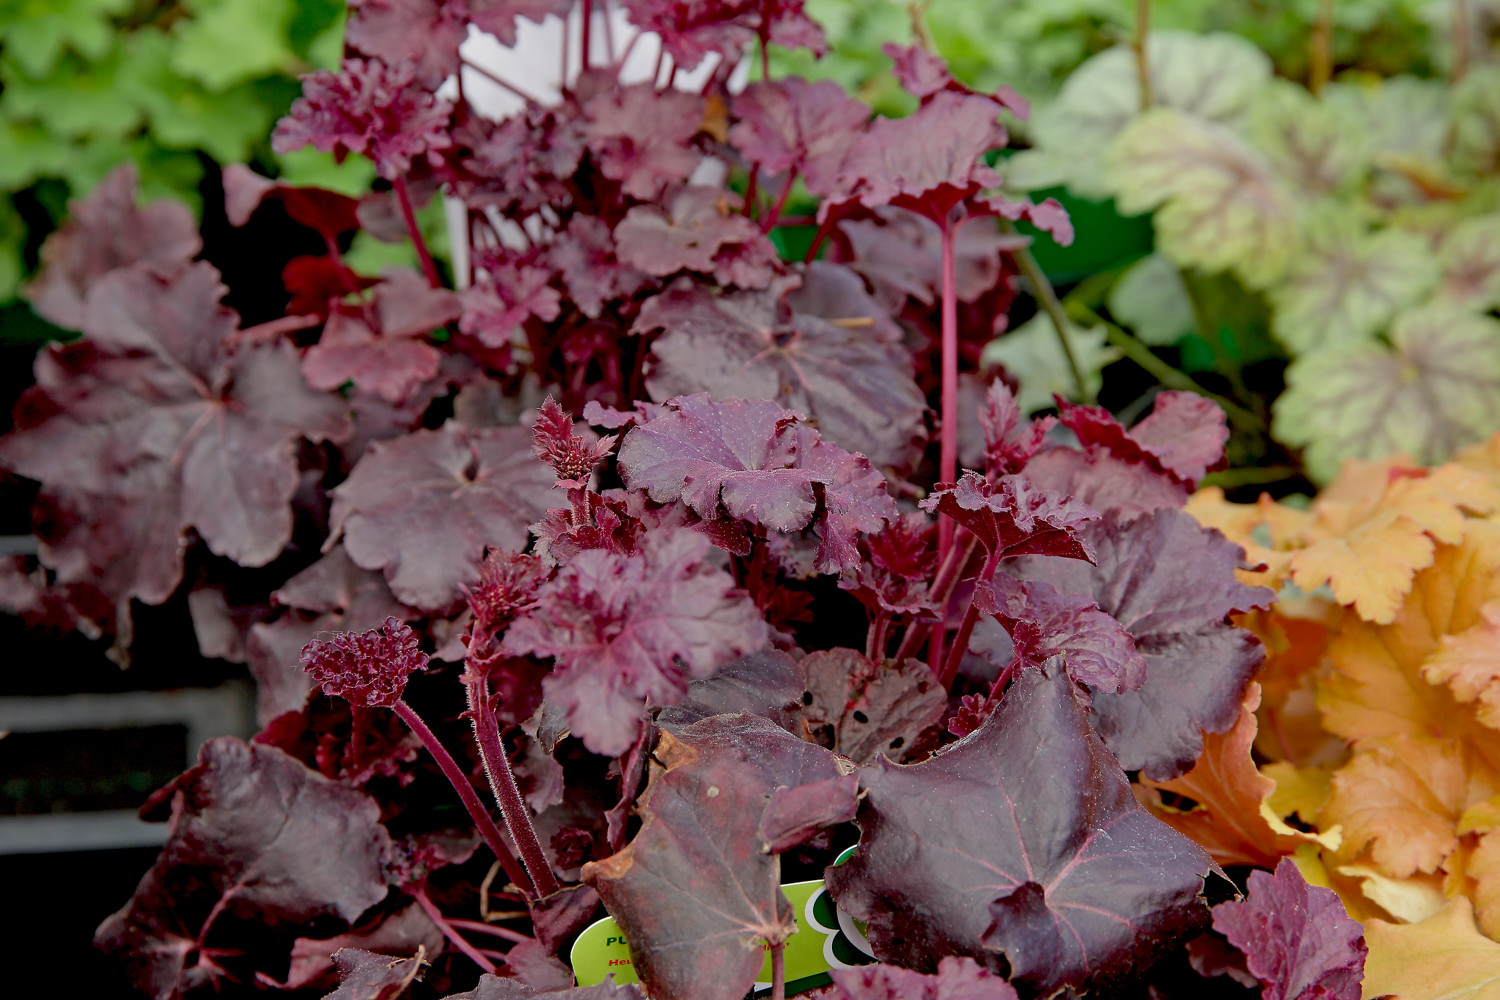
xmin=918 ymin=471 xmax=1098 ymax=562
xmin=1210 ymin=858 xmax=1366 ymax=1000
xmin=640 ymin=263 xmax=927 ymax=472
xmin=800 ymin=648 xmax=946 ymax=764
xmin=979 ymin=380 xmax=1055 ymax=477
xmin=582 ymin=85 xmax=706 ymax=200
xmin=1010 ymin=508 xmax=1275 ymax=780
xmin=972 ymin=573 xmax=1145 ymax=694
xmin=461 ymin=258 xmax=561 ymax=349
xmin=277 ymin=905 xmax=441 ymax=992
xmin=1020 ymin=447 xmax=1189 ymax=521
xmin=0 ymin=263 xmax=350 ymax=606
xmin=24 ymin=164 xmax=200 ymax=330
xmin=467 ymin=0 xmax=575 ymax=47
xmin=549 ymin=215 xmax=652 ymax=319
xmin=345 ymin=0 xmax=468 ymax=89
xmin=614 ymin=186 xmax=778 ymax=288
xmin=304 ymin=306 xmax=444 ymax=404
xmin=825 ymin=665 xmax=1214 ymax=996
xmin=730 ymin=78 xmax=869 ymax=196
xmin=442 ymin=975 xmax=642 ymax=999
xmin=505 ymin=528 xmax=769 ymax=755
xmin=323 ymin=947 xmax=427 ymax=999
xmin=758 ymin=772 xmax=861 ymax=853
xmin=328 ymin=423 xmax=556 ymax=610
xmin=583 ymin=714 xmax=847 ymax=1000
xmin=656 ymin=647 xmax=803 ymax=731
xmin=273 ymin=58 xmax=453 ymax=180
xmin=620 ymin=0 xmax=825 ymax=72
xmin=224 ymin=165 xmax=362 ymax=237
xmin=285 ymin=255 xmax=379 ymax=320
xmin=839 ymin=207 xmax=1024 ymax=309
xmin=1056 ymin=391 xmax=1228 ymax=489
xmin=828 ymin=956 xmax=1019 ymax=1000
xmin=95 ymin=738 xmax=394 ymax=1000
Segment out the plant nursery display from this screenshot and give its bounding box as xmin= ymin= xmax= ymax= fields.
xmin=2 ymin=0 xmax=1499 ymax=998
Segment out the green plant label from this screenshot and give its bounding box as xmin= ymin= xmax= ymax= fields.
xmin=570 ymin=875 xmax=877 ymax=996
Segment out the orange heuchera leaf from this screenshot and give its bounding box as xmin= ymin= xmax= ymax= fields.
xmin=1289 ymin=461 xmax=1500 ymax=625
xmin=1362 ymin=897 xmax=1500 ymax=1000
xmin=1422 ymin=602 xmax=1500 ymax=729
xmin=1140 ymin=683 xmax=1337 ymax=868
xmin=1185 ymin=487 xmax=1313 ymax=589
xmin=1250 ymin=609 xmax=1340 ymax=766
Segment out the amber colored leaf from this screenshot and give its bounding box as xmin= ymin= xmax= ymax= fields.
xmin=1362 ymin=897 xmax=1500 ymax=1000
xmin=1140 ymin=682 xmax=1337 ymax=868
xmin=1320 ymin=734 xmax=1472 ymax=878
xmin=1289 ymin=462 xmax=1500 ymax=624
xmin=1185 ymin=488 xmax=1316 ymax=590
xmin=1422 ymin=602 xmax=1500 ymax=729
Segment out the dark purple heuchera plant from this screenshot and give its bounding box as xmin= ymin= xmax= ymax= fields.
xmin=0 ymin=1 xmax=1367 ymax=998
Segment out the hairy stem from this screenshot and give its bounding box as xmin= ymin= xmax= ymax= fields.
xmin=392 ymin=700 xmax=533 ymax=894
xmin=410 ymin=888 xmax=500 ymax=974
xmin=1310 ymin=0 xmax=1335 ymax=93
xmin=939 ymin=545 xmax=1004 ymax=689
xmin=999 ymin=219 xmax=1089 ymax=404
xmin=466 ymin=677 xmax=562 ymax=898
xmin=762 ymin=169 xmax=798 ymax=232
xmin=393 ymin=176 xmax=441 ymax=289
xmin=938 ymin=219 xmax=960 ymax=565
xmin=1135 ymin=0 xmax=1152 ymax=110
xmin=770 ymin=939 xmax=787 ymax=1000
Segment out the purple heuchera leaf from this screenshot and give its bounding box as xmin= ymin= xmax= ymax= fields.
xmin=0 ymin=263 xmax=351 ymax=607
xmin=345 ymin=0 xmax=468 ymax=88
xmin=616 ymin=394 xmax=897 ymax=573
xmin=448 ymin=102 xmax=587 ymax=217
xmin=839 ymin=208 xmax=1025 ymax=310
xmin=328 ymin=423 xmax=556 ymax=610
xmin=504 ymin=528 xmax=769 ymax=755
xmin=443 ymin=975 xmax=644 ymax=998
xmin=640 ymin=263 xmax=927 ymax=472
xmin=301 ymin=616 xmax=429 ymax=708
xmin=1010 ymin=508 xmax=1275 ymax=780
xmin=881 ymin=42 xmax=1029 ymax=118
xmin=826 ymin=665 xmax=1214 ymax=995
xmin=620 ymin=0 xmax=825 ymax=72
xmin=980 ymin=380 xmax=1055 ymax=477
xmin=583 ymin=714 xmax=846 ymax=1000
xmin=917 ymin=471 xmax=1098 ymax=562
xmin=273 ymin=58 xmax=453 ymax=180
xmin=614 ymin=186 xmax=779 ymax=288
xmin=324 ymin=947 xmax=427 ymax=999
xmin=583 ymin=84 xmax=706 ymax=200
xmin=730 ymin=78 xmax=869 ymax=197
xmin=1211 ymin=858 xmax=1367 ymax=1000
xmin=1056 ymin=391 xmax=1229 ymax=488
xmin=973 ymin=573 xmax=1146 ymax=694
xmin=25 ymin=164 xmax=201 ymax=329
xmin=829 ymin=956 xmax=1019 ymax=999
xmin=549 ymin=215 xmax=652 ymax=319
xmin=95 ymin=738 xmax=393 ymax=1000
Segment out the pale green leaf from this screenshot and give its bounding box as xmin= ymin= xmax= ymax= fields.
xmin=273 ymin=148 xmax=377 ymax=196
xmin=1248 ymin=79 xmax=1370 ymax=197
xmin=1451 ymin=65 xmax=1500 ymax=179
xmin=1273 ymin=307 xmax=1500 ymax=483
xmin=1107 ymin=253 xmax=1196 ymax=346
xmin=170 ymin=0 xmax=296 ymax=90
xmin=0 ymin=119 xmax=72 ymax=189
xmin=1433 ymin=213 xmax=1500 ymax=313
xmin=0 ymin=0 xmax=129 ymax=78
xmin=1323 ymin=75 xmax=1449 ymax=162
xmin=981 ymin=313 xmax=1118 ymax=414
xmin=1106 ymin=108 xmax=1298 ymax=289
xmin=1010 ymin=31 xmax=1270 ymax=198
xmin=1269 ymin=209 xmax=1440 ymax=354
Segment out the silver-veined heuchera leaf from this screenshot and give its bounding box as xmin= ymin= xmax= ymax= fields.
xmin=1433 ymin=213 xmax=1500 ymax=314
xmin=1269 ymin=209 xmax=1438 ymax=354
xmin=1005 ymin=31 xmax=1270 ymax=199
xmin=1106 ymin=107 xmax=1298 ymax=289
xmin=825 ymin=665 xmax=1215 ymax=996
xmin=1273 ymin=307 xmax=1500 ymax=483
xmin=1246 ymin=79 xmax=1369 ymax=199
xmin=505 ymin=529 xmax=770 ymax=756
xmin=1450 ymin=65 xmax=1500 ymax=178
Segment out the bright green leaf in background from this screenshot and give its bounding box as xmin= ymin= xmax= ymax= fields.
xmin=0 ymin=0 xmax=130 ymax=78
xmin=169 ymin=0 xmax=297 ymax=91
xmin=1269 ymin=209 xmax=1439 ymax=354
xmin=1274 ymin=308 xmax=1500 ymax=482
xmin=1107 ymin=108 xmax=1297 ymax=289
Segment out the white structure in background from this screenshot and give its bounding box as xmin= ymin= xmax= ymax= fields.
xmin=441 ymin=2 xmax=747 ymax=286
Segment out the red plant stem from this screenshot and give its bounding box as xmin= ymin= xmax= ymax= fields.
xmin=392 ymin=700 xmax=533 ymax=895
xmin=460 ymin=56 xmax=547 ymax=107
xmin=760 ymin=30 xmax=772 ymax=80
xmin=1134 ymin=0 xmax=1152 ymax=110
xmin=562 ymin=11 xmax=572 ymax=87
xmin=581 ymin=0 xmax=594 ymax=70
xmin=447 ymin=918 xmax=534 ymax=944
xmin=743 ymin=166 xmax=759 ymax=217
xmin=410 ymin=888 xmax=499 ymax=974
xmin=393 ymin=176 xmax=441 ymax=289
xmin=937 ymin=218 xmax=960 ymax=565
xmin=893 ymin=531 xmax=978 ymax=664
xmin=803 ymin=210 xmax=840 ymax=262
xmin=939 ymin=545 xmax=1004 ymax=688
xmin=600 ymin=0 xmax=616 ymax=62
xmin=321 ymin=233 xmax=365 ymax=297
xmin=466 ymin=677 xmax=562 ymax=898
xmin=616 ymin=30 xmax=643 ymax=76
xmin=652 ymin=42 xmax=667 ymax=87
xmin=770 ymin=939 xmax=787 ymax=1000
xmin=761 ymin=169 xmax=798 ymax=232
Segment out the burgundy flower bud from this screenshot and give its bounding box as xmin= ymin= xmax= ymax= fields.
xmin=466 ymin=550 xmax=546 ymax=639
xmin=301 ymin=616 xmax=428 ymax=708
xmin=531 ymin=395 xmax=617 ymax=487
